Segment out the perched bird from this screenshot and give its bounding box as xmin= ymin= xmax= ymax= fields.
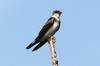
xmin=26 ymin=10 xmax=62 ymax=51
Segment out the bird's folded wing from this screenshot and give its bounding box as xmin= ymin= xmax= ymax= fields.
xmin=34 ymin=17 xmax=55 ymax=43
xmin=38 ymin=17 xmax=55 ymax=37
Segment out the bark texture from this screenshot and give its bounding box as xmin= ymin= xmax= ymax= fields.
xmin=48 ymin=36 xmax=58 ymax=66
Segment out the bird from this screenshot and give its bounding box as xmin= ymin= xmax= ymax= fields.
xmin=26 ymin=10 xmax=62 ymax=51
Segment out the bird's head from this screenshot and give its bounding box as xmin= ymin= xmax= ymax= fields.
xmin=52 ymin=10 xmax=62 ymax=18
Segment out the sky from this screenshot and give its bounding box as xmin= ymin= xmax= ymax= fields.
xmin=0 ymin=0 xmax=100 ymax=66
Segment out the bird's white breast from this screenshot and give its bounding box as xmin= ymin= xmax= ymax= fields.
xmin=47 ymin=22 xmax=59 ymax=35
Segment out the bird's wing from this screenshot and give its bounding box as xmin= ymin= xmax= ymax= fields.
xmin=39 ymin=17 xmax=55 ymax=35
xmin=35 ymin=17 xmax=55 ymax=41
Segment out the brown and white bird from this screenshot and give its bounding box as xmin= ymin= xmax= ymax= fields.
xmin=26 ymin=10 xmax=62 ymax=51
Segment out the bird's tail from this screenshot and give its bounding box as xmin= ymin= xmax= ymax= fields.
xmin=26 ymin=41 xmax=37 ymax=49
xmin=32 ymin=40 xmax=47 ymax=51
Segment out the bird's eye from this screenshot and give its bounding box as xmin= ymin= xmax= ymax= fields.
xmin=55 ymin=12 xmax=58 ymax=13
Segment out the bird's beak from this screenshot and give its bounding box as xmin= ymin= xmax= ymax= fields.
xmin=60 ymin=12 xmax=62 ymax=14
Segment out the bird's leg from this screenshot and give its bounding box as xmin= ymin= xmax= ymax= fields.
xmin=47 ymin=35 xmax=56 ymax=44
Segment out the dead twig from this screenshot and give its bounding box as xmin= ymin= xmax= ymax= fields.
xmin=48 ymin=36 xmax=58 ymax=66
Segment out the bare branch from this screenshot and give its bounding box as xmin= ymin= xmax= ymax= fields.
xmin=48 ymin=36 xmax=58 ymax=66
